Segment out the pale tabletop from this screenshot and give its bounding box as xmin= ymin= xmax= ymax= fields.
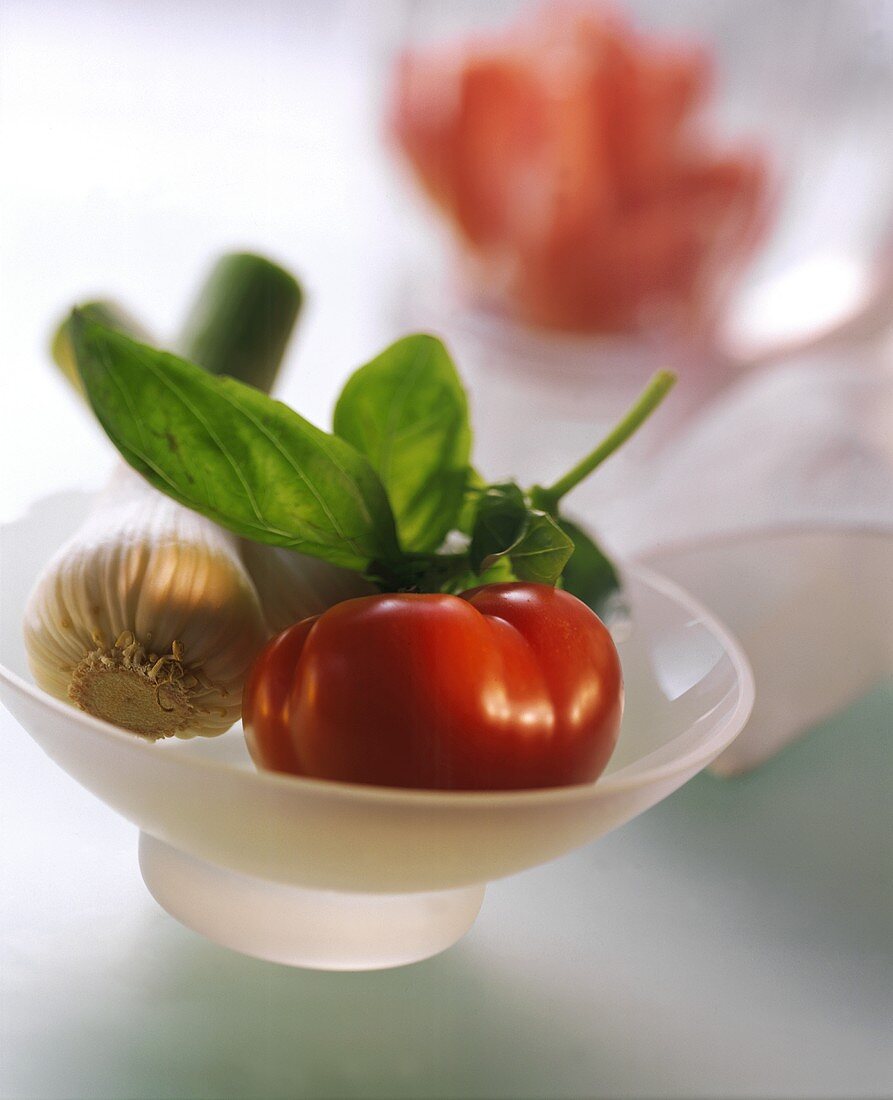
xmin=1 ymin=686 xmax=890 ymax=1099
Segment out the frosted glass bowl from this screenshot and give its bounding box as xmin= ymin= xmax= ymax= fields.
xmin=0 ymin=492 xmax=753 ymax=970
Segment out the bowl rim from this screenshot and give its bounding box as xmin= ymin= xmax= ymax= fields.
xmin=0 ymin=530 xmax=754 ymax=809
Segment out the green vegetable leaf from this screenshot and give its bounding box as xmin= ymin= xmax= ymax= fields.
xmin=456 ymin=467 xmax=487 ymax=536
xmin=468 ymin=483 xmax=527 ymax=572
xmin=333 ymin=334 xmax=472 ymax=553
xmin=509 ymin=512 xmax=574 ymax=585
xmin=558 ymin=517 xmax=621 ymax=617
xmin=71 ymin=315 xmax=400 ymax=572
xmin=468 ymin=483 xmax=573 ymax=586
xmin=441 ymin=555 xmax=517 ymax=595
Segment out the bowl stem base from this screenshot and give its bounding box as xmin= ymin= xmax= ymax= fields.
xmin=138 ymin=832 xmax=485 ymax=970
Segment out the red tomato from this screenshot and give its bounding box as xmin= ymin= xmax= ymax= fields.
xmin=243 ymin=583 xmax=623 ymax=791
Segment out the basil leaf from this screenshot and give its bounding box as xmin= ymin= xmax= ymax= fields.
xmin=72 ymin=315 xmax=400 ymax=572
xmin=442 ymin=555 xmax=517 ymax=595
xmin=468 ymin=483 xmax=572 ymax=586
xmin=509 ymin=511 xmax=574 ymax=585
xmin=468 ymin=483 xmax=527 ymax=572
xmin=333 ymin=334 xmax=472 ymax=553
xmin=456 ymin=467 xmax=487 ymax=536
xmin=559 ymin=518 xmax=621 ymax=617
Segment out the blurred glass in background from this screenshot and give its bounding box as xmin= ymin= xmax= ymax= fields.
xmin=392 ymin=2 xmax=771 ymax=338
xmin=383 ymin=0 xmax=893 ymax=518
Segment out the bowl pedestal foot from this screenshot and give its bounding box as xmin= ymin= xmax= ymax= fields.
xmin=138 ymin=832 xmax=485 ymax=970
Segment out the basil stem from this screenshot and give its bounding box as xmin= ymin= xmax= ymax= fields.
xmin=530 ymin=370 xmax=676 ymax=514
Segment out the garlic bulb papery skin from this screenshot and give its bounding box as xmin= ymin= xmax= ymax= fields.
xmin=24 ymin=466 xmax=268 ymax=739
xmin=240 ymin=541 xmax=375 ymax=635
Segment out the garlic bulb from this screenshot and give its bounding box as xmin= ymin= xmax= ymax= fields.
xmin=25 ymin=467 xmax=268 ymax=739
xmin=24 ymin=252 xmax=302 ymax=739
xmin=240 ymin=541 xmax=375 ymax=635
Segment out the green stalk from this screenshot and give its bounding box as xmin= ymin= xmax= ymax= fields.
xmin=52 ymin=302 xmax=150 ymax=394
xmin=530 ymin=370 xmax=676 ymax=514
xmin=51 ymin=252 xmax=303 ymax=395
xmin=175 ymin=252 xmax=302 ymax=391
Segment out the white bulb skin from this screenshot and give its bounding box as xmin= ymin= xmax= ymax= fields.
xmin=24 ymin=467 xmax=268 ymax=738
xmin=239 ymin=541 xmax=375 ymax=636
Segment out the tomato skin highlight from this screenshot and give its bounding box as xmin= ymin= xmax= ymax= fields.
xmin=242 ymin=583 xmax=623 ymax=791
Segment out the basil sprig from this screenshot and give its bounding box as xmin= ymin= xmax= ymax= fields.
xmin=557 ymin=517 xmax=621 ymax=616
xmin=468 ymin=483 xmax=573 ymax=586
xmin=71 ymin=314 xmax=400 ymax=572
xmin=71 ymin=311 xmax=674 ymax=608
xmin=334 ymin=334 xmax=470 ymax=553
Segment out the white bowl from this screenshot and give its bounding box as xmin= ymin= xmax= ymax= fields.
xmin=0 ymin=492 xmax=753 ymax=970
xmin=643 ymin=525 xmax=893 ymax=776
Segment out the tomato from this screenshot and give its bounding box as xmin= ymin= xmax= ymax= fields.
xmin=242 ymin=583 xmax=623 ymax=791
